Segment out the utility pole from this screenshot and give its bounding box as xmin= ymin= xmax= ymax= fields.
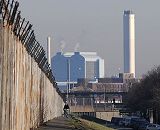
xmin=68 ymin=59 xmax=71 ymax=93
xmin=66 ymin=59 xmax=71 ymax=103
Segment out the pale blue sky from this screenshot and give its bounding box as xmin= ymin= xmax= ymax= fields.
xmin=19 ymin=0 xmax=160 ymax=77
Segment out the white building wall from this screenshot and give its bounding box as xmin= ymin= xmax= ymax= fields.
xmin=123 ymin=10 xmax=135 ymax=77
xmin=99 ymin=59 xmax=105 ymax=78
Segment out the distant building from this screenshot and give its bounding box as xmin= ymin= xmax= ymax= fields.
xmin=63 ymin=73 xmax=140 ymax=119
xmin=90 ymin=73 xmax=138 ymax=93
xmin=70 ymin=73 xmax=139 ymax=104
xmin=51 ymin=52 xmax=105 ymax=83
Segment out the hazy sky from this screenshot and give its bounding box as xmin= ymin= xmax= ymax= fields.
xmin=19 ymin=0 xmax=160 ymax=77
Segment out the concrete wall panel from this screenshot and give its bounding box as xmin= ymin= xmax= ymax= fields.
xmin=0 ymin=23 xmax=64 ymax=130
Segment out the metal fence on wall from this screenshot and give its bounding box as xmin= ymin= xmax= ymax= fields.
xmin=0 ymin=0 xmax=58 ymax=88
xmin=0 ymin=1 xmax=64 ymax=130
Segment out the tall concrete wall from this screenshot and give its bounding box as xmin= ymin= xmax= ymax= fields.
xmin=0 ymin=21 xmax=64 ymax=130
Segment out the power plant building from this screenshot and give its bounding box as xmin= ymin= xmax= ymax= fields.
xmin=123 ymin=10 xmax=136 ymax=77
xmin=51 ymin=52 xmax=104 ymax=82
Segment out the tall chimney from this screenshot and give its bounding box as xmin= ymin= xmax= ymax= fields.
xmin=47 ymin=37 xmax=51 ymax=66
xmin=123 ymin=10 xmax=135 ymax=77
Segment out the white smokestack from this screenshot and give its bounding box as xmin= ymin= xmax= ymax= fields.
xmin=47 ymin=37 xmax=51 ymax=66
xmin=123 ymin=10 xmax=135 ymax=77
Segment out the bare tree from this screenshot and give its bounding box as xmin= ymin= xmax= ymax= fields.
xmin=126 ymin=66 xmax=160 ymax=123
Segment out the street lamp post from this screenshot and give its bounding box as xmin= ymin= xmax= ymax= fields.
xmin=66 ymin=59 xmax=71 ymax=102
xmin=68 ymin=59 xmax=71 ymax=93
xmin=66 ymin=79 xmax=69 ymax=102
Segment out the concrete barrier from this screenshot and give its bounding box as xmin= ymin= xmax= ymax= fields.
xmin=0 ymin=21 xmax=64 ymax=130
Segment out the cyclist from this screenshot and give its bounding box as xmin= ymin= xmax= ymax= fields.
xmin=63 ymin=103 xmax=70 ymax=118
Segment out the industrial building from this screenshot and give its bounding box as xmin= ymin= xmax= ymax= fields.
xmin=51 ymin=52 xmax=104 ymax=83
xmin=66 ymin=73 xmax=139 ymax=121
xmin=69 ymin=73 xmax=138 ymax=105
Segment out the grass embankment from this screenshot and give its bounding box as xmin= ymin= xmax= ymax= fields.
xmin=69 ymin=117 xmax=114 ymax=130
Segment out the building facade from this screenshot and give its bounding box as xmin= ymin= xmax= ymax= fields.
xmin=51 ymin=52 xmax=104 ymax=82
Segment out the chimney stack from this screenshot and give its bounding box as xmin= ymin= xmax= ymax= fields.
xmin=123 ymin=10 xmax=136 ymax=78
xmin=47 ymin=36 xmax=51 ymax=66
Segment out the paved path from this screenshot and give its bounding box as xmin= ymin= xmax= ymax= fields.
xmin=117 ymin=128 xmax=133 ymax=130
xmin=35 ymin=117 xmax=75 ymax=130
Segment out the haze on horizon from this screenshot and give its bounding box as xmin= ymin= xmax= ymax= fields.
xmin=19 ymin=0 xmax=160 ymax=78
